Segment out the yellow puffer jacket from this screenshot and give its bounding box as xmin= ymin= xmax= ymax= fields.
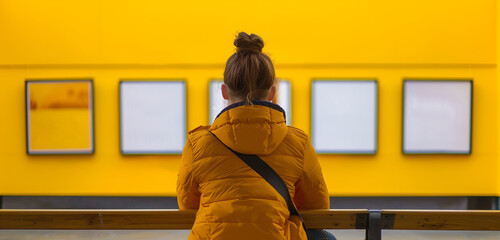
xmin=177 ymin=101 xmax=329 ymax=240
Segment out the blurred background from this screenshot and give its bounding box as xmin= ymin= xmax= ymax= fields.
xmin=0 ymin=0 xmax=498 ymax=211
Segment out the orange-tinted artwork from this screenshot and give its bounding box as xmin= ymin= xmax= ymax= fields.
xmin=27 ymin=81 xmax=93 ymax=153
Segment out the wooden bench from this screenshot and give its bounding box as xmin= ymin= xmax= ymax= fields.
xmin=1 ymin=209 xmax=500 ymax=240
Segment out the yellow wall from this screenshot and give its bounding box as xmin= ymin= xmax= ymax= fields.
xmin=0 ymin=0 xmax=497 ymax=196
xmin=497 ymin=0 xmax=500 ymax=197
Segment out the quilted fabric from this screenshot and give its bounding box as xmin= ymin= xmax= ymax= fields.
xmin=177 ymin=103 xmax=329 ymax=240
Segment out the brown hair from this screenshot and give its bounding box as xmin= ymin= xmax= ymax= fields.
xmin=224 ymin=32 xmax=275 ymax=103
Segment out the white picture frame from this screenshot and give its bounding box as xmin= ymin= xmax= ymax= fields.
xmin=311 ymin=80 xmax=378 ymax=154
xmin=403 ymin=80 xmax=472 ymax=154
xmin=120 ymin=81 xmax=186 ymax=154
xmin=277 ymin=80 xmax=292 ymax=124
xmin=208 ymin=80 xmax=292 ymax=124
xmin=208 ymin=80 xmax=227 ymax=124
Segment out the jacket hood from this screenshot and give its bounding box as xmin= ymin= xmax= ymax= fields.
xmin=209 ymin=100 xmax=288 ymax=155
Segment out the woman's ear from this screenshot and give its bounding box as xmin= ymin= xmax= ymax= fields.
xmin=221 ymin=83 xmax=230 ymax=100
xmin=267 ymin=85 xmax=277 ymax=101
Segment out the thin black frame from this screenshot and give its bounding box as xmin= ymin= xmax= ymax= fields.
xmin=402 ymin=79 xmax=473 ymax=154
xmin=25 ymin=79 xmax=95 ymax=155
xmin=119 ymin=80 xmax=187 ymax=155
xmin=311 ymin=79 xmax=379 ymax=154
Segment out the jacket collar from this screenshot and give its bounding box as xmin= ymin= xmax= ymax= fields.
xmin=210 ymin=100 xmax=288 ymax=155
xmin=215 ymin=100 xmax=287 ymax=123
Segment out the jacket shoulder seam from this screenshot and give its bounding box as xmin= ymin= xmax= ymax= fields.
xmin=286 ymin=126 xmax=308 ymax=143
xmin=188 ymin=125 xmax=210 ymax=134
xmin=187 ymin=127 xmax=213 ymax=162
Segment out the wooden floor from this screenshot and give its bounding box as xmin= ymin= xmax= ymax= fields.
xmin=1 ymin=230 xmax=500 ymax=240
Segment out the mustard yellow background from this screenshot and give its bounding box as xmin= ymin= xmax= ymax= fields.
xmin=0 ymin=0 xmax=498 ymax=196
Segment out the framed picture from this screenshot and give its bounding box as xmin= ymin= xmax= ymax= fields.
xmin=120 ymin=80 xmax=186 ymax=154
xmin=311 ymin=80 xmax=378 ymax=154
xmin=403 ymin=80 xmax=472 ymax=154
xmin=275 ymin=80 xmax=292 ymax=124
xmin=208 ymin=80 xmax=227 ymax=124
xmin=26 ymin=80 xmax=94 ymax=154
xmin=208 ymin=80 xmax=292 ymax=124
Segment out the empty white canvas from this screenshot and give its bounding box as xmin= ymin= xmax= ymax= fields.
xmin=312 ymin=81 xmax=377 ymax=153
xmin=208 ymin=81 xmax=227 ymax=124
xmin=120 ymin=81 xmax=186 ymax=154
xmin=403 ymin=80 xmax=472 ymax=154
xmin=277 ymin=81 xmax=292 ymax=124
xmin=209 ymin=80 xmax=292 ymax=124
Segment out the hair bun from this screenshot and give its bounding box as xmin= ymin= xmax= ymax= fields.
xmin=234 ymin=32 xmax=264 ymax=53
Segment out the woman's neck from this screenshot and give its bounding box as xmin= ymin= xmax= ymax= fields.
xmin=227 ymin=98 xmax=244 ymax=105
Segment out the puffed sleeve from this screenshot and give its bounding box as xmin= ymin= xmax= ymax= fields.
xmin=176 ymin=140 xmax=201 ymax=210
xmin=293 ymin=138 xmax=330 ymax=210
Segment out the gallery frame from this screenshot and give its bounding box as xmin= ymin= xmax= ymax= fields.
xmin=119 ymin=80 xmax=187 ymax=155
xmin=277 ymin=80 xmax=292 ymax=124
xmin=25 ymin=79 xmax=95 ymax=155
xmin=311 ymin=79 xmax=378 ymax=154
xmin=402 ymin=79 xmax=473 ymax=154
xmin=208 ymin=79 xmax=292 ymax=125
xmin=207 ymin=80 xmax=226 ymax=125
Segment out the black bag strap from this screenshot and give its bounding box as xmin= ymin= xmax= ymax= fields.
xmin=209 ymin=132 xmax=307 ymax=231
